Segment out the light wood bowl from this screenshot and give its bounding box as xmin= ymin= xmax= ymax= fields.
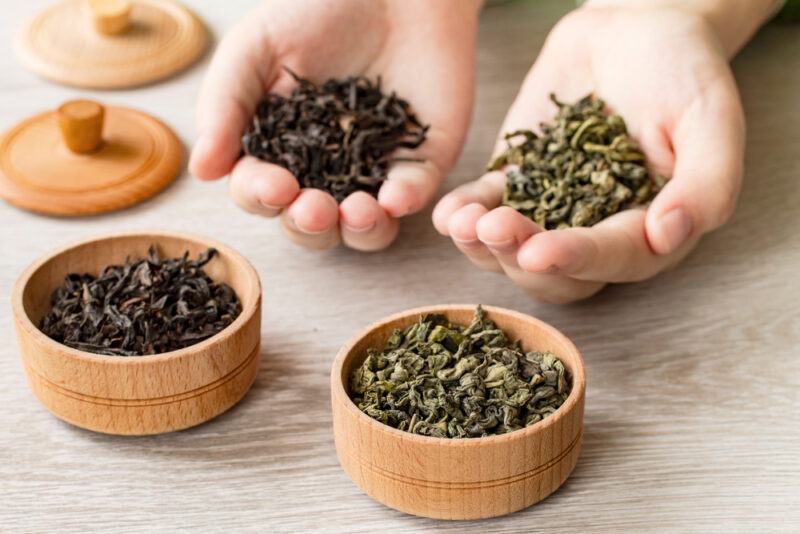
xmin=331 ymin=305 xmax=586 ymax=520
xmin=11 ymin=231 xmax=261 ymax=436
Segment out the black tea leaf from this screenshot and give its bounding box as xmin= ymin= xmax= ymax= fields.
xmin=40 ymin=247 xmax=241 ymax=356
xmin=242 ymin=69 xmax=429 ymax=203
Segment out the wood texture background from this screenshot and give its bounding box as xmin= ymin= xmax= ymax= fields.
xmin=0 ymin=1 xmax=798 ymax=532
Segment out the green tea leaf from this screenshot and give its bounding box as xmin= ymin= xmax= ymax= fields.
xmin=349 ymin=306 xmax=571 ymax=438
xmin=492 ymin=93 xmax=667 ymax=229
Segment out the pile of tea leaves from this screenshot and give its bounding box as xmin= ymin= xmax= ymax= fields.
xmin=350 ymin=306 xmax=570 ymax=439
xmin=40 ymin=247 xmax=241 ymax=356
xmin=489 ymin=93 xmax=667 ymax=229
xmin=242 ymin=68 xmax=428 ymax=203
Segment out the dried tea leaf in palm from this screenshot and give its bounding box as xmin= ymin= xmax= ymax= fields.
xmin=242 ymin=68 xmax=428 ymax=203
xmin=350 ymin=306 xmax=571 ymax=439
xmin=489 ymin=94 xmax=667 ymax=229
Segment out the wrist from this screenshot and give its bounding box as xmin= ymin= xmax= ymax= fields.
xmin=582 ymin=0 xmax=779 ymax=57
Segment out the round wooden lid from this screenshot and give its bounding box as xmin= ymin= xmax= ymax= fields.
xmin=0 ymin=100 xmax=183 ymax=216
xmin=15 ymin=0 xmax=208 ymax=89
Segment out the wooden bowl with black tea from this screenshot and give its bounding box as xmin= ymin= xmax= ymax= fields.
xmin=331 ymin=304 xmax=586 ymax=520
xmin=11 ymin=231 xmax=261 ymax=435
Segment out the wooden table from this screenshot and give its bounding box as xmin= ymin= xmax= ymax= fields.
xmin=1 ymin=1 xmax=798 ymax=532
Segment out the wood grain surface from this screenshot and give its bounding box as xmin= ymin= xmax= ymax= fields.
xmin=0 ymin=1 xmax=798 ymax=532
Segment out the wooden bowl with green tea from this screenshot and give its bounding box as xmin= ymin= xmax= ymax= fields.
xmin=11 ymin=231 xmax=261 ymax=435
xmin=331 ymin=304 xmax=586 ymax=520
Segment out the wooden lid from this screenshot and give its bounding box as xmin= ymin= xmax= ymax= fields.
xmin=15 ymin=0 xmax=208 ymax=89
xmin=0 ymin=100 xmax=183 ymax=216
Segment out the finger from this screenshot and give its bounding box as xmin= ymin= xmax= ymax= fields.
xmin=519 ymin=278 xmax=605 ymax=305
xmin=476 ymin=206 xmax=544 ymax=264
xmin=448 ymin=203 xmax=501 ymax=273
xmin=190 ymin=12 xmax=275 ymax=180
xmin=646 ymin=81 xmax=745 ymax=254
xmin=340 ymin=193 xmax=399 ymax=252
xmin=280 ymin=189 xmax=341 ymax=250
xmin=476 ymin=207 xmax=603 ymax=304
xmin=432 ymin=171 xmax=505 ymax=236
xmin=518 ymin=209 xmax=697 ymax=283
xmin=229 ymin=156 xmax=300 ymax=217
xmin=378 ymin=127 xmax=458 ymax=218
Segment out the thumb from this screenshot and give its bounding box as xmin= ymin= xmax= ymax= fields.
xmin=190 ymin=9 xmax=275 ymax=180
xmin=646 ymin=82 xmax=745 ymax=255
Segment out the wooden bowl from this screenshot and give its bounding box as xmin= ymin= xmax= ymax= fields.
xmin=331 ymin=305 xmax=586 ymax=520
xmin=11 ymin=231 xmax=261 ymax=436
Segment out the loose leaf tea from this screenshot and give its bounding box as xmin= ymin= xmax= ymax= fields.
xmin=489 ymin=94 xmax=667 ymax=229
xmin=40 ymin=247 xmax=241 ymax=356
xmin=242 ymin=69 xmax=429 ymax=203
xmin=350 ymin=306 xmax=570 ymax=439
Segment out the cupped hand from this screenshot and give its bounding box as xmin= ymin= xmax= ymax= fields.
xmin=433 ymin=4 xmax=745 ymax=303
xmin=190 ymin=0 xmax=479 ymax=251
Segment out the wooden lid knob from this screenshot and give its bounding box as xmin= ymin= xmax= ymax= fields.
xmin=87 ymin=0 xmax=132 ymax=36
xmin=57 ymin=100 xmax=105 ymax=154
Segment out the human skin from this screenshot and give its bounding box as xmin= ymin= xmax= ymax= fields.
xmin=189 ymin=0 xmax=481 ymax=251
xmin=432 ymin=0 xmax=780 ymax=303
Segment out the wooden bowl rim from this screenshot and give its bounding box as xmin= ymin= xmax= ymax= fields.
xmin=11 ymin=230 xmax=261 ymax=365
xmin=13 ymin=0 xmax=210 ymax=91
xmin=332 ymin=304 xmax=586 ymax=447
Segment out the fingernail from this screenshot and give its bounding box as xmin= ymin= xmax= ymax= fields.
xmin=246 ymin=173 xmax=265 ymax=194
xmin=385 ymin=204 xmax=411 ymax=219
xmin=483 ymin=238 xmax=516 ymax=254
xmin=524 ymin=262 xmax=559 ymax=275
xmin=453 ymin=237 xmax=481 ymax=249
xmin=658 ymin=207 xmax=693 ymax=253
xmin=287 ymin=216 xmax=328 ymax=235
xmin=188 ymin=136 xmax=208 ymax=174
xmin=247 ymin=181 xmax=281 ymax=212
xmin=342 ymin=221 xmax=376 ymax=234
xmin=192 ymin=134 xmax=212 ymax=157
xmin=243 ymin=174 xmax=280 ymax=211
xmin=295 ymin=223 xmax=329 ymax=235
xmin=259 ymin=200 xmax=282 ymax=211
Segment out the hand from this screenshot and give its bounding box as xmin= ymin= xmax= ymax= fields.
xmin=190 ymin=0 xmax=479 ymax=251
xmin=433 ymin=3 xmax=747 ymax=303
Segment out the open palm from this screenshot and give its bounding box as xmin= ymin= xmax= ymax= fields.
xmin=190 ymin=0 xmax=479 ymax=250
xmin=433 ymin=5 xmax=745 ymax=303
